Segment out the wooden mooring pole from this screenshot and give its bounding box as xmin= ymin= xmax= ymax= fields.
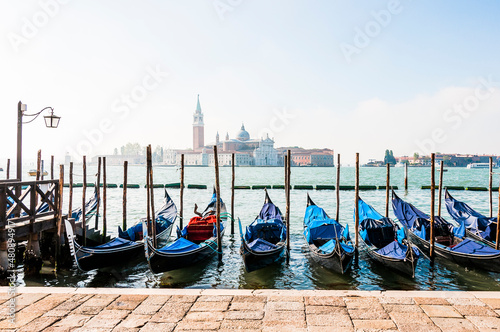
xmin=95 ymin=157 xmax=101 ymax=230
xmin=405 ymin=162 xmax=408 ymax=191
xmin=385 ymin=163 xmax=390 ymax=218
xmin=355 ymin=153 xmax=359 ymax=249
xmin=6 ymin=159 xmax=10 ymax=179
xmin=102 ymin=157 xmax=107 ymax=243
xmin=82 ymin=156 xmax=87 ymax=246
xmin=50 ymin=156 xmax=54 ymax=180
xmin=123 ymin=161 xmax=128 ymax=231
xmin=490 ymin=157 xmax=493 ymax=218
xmin=214 ymin=146 xmax=222 ymax=261
xmin=36 ymin=150 xmax=41 ymax=181
xmin=231 ymin=152 xmax=235 ymax=235
xmin=180 ymin=154 xmax=185 ymax=229
xmin=430 ymin=153 xmax=436 ymax=258
xmin=286 ymin=150 xmax=291 ymax=253
xmin=496 ymin=181 xmax=500 ymax=250
xmin=146 ymin=147 xmax=152 ymax=246
xmin=438 ymin=161 xmax=444 ymax=217
xmin=336 ymin=154 xmax=340 ymax=222
xmin=149 ymin=148 xmax=156 ymax=248
xmin=68 ymin=162 xmax=73 ymax=216
xmin=55 ymin=164 xmax=64 ymax=270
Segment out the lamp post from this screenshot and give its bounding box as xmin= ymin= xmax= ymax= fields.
xmin=17 ymin=101 xmax=61 ymax=181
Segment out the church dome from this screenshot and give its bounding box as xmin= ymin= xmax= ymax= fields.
xmin=236 ymin=124 xmax=250 ymax=141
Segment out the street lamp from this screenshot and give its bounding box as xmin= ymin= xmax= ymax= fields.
xmin=17 ymin=101 xmax=61 ymax=181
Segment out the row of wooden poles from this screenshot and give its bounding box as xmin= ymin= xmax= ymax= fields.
xmin=21 ymin=150 xmax=500 ymax=260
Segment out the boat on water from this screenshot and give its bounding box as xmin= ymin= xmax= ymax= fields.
xmin=64 ymin=190 xmax=175 ymax=271
xmin=144 ymin=189 xmax=226 ymax=273
xmin=392 ymin=191 xmax=500 ymax=272
xmin=445 ymin=189 xmax=497 ymax=248
xmin=239 ymin=190 xmax=286 ymax=272
xmin=466 ymin=163 xmax=497 ymax=169
xmin=28 ymin=169 xmax=48 ymax=176
xmin=357 ymin=197 xmax=419 ymax=277
xmin=303 ymin=194 xmax=354 ymax=274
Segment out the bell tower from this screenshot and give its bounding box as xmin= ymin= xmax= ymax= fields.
xmin=193 ymin=94 xmax=204 ymax=151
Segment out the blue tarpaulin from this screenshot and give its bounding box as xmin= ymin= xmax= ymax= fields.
xmin=374 ymin=241 xmax=417 ymax=259
xmin=94 ymin=237 xmax=136 ymax=249
xmin=304 ymin=203 xmax=351 ymax=247
xmin=449 ymin=239 xmax=500 ymax=255
xmin=247 ymin=238 xmax=277 ymax=251
xmin=158 ymin=237 xmax=200 ymax=254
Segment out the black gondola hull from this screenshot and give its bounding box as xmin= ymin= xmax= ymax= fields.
xmin=75 ymin=244 xmax=144 ymax=272
xmin=306 ymin=240 xmax=354 ymax=274
xmin=240 ymin=241 xmax=285 ymax=273
xmin=408 ymin=231 xmax=500 ymax=273
xmin=360 ymin=239 xmax=418 ymax=277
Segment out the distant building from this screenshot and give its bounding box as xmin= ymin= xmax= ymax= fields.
xmin=279 ymin=147 xmax=334 ymax=166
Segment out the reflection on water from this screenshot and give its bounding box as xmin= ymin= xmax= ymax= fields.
xmin=13 ymin=167 xmax=500 ymax=290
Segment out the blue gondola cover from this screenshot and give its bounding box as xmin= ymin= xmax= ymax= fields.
xmin=375 ymin=241 xmax=408 ymax=260
xmin=449 ymin=239 xmax=500 ymax=255
xmin=158 ymin=237 xmax=200 ymax=254
xmin=94 ymin=237 xmax=136 ymax=249
xmin=247 ymin=238 xmax=277 ymax=251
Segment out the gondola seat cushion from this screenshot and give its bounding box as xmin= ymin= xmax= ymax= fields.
xmin=247 ymin=238 xmax=277 ymax=252
xmin=186 ymin=215 xmax=217 ymax=243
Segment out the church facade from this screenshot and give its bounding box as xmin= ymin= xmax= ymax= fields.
xmin=163 ymin=95 xmax=280 ymax=166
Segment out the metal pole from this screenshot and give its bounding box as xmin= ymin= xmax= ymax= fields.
xmin=17 ymin=101 xmax=22 ymax=181
xmin=430 ymin=153 xmax=435 ymax=258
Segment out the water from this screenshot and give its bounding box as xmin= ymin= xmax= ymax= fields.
xmin=12 ymin=166 xmax=500 ymax=290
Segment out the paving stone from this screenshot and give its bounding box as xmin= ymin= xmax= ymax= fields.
xmin=83 ymin=294 xmax=120 ymax=307
xmin=413 ymin=297 xmax=450 ymax=305
xmin=431 ymin=317 xmax=479 ymax=331
xmin=167 ymin=295 xmax=198 ymax=303
xmin=267 ymin=296 xmax=303 ymax=302
xmin=379 ymin=297 xmax=414 ymax=305
xmin=229 ymin=301 xmax=265 ymax=311
xmin=447 ymin=298 xmax=487 ymax=306
xmin=220 ymin=319 xmax=262 ymax=329
xmin=343 ymin=297 xmax=382 ymax=309
xmin=264 ymin=309 xmax=305 ymax=322
xmin=261 ymin=320 xmax=307 ymax=329
xmin=83 ymin=316 xmax=122 ymax=329
xmin=304 ymin=296 xmax=345 ymax=306
xmin=73 ymin=305 xmax=105 ymax=315
xmin=43 ymin=309 xmax=71 ymax=317
xmin=27 ymin=294 xmax=73 ymax=313
xmin=224 ymin=310 xmax=264 ymax=320
xmin=421 ymin=304 xmax=462 ymax=318
xmin=382 ymin=304 xmax=423 ymax=313
xmin=262 ymin=326 xmax=307 ymax=332
xmin=306 ymin=313 xmax=352 ymax=327
xmin=52 ymin=314 xmax=93 ymax=327
xmin=0 ymin=310 xmax=42 ymax=329
xmin=352 ymin=319 xmax=397 ymax=330
xmin=13 ymin=293 xmax=48 ymax=306
xmin=141 ymin=295 xmax=170 ymax=306
xmin=197 ymin=295 xmax=233 ymax=302
xmin=395 ymin=323 xmax=442 ymax=332
xmin=232 ymin=295 xmax=267 ymax=303
xmin=54 ymin=294 xmax=94 ymax=311
xmin=140 ymin=322 xmax=175 ymax=332
xmin=73 ymin=327 xmax=113 ymax=332
xmin=466 ymin=315 xmax=500 ymax=330
xmin=183 ymin=311 xmax=224 ymax=321
xmin=348 ymin=308 xmax=390 ymax=320
xmin=150 ymin=309 xmax=189 ymax=323
xmin=174 ymin=321 xmax=221 ymax=330
xmin=43 ymin=327 xmax=73 ymax=332
xmin=481 ymin=298 xmax=500 ymax=309
xmin=108 ymin=295 xmax=146 ymax=310
xmin=454 ymin=305 xmax=498 ymax=317
xmin=112 ymin=327 xmax=139 ymax=332
xmin=94 ymin=309 xmax=130 ymax=320
xmin=190 ymin=300 xmax=230 ymax=311
xmin=133 ymin=303 xmax=162 ymax=315
xmin=113 ymin=314 xmax=151 ymax=329
xmin=266 ymin=301 xmax=304 ymax=311
xmin=305 ymin=305 xmax=348 ymax=314
xmin=307 ymin=326 xmax=354 ymax=332
xmin=15 ymin=315 xmax=60 ymax=332
xmin=389 ymin=312 xmax=434 ymax=326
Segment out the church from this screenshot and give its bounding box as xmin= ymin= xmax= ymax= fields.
xmin=163 ymin=95 xmax=280 ymax=166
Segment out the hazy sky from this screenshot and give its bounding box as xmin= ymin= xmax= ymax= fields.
xmin=1 ymin=0 xmax=499 ymax=164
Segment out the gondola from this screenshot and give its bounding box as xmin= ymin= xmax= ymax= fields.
xmin=64 ymin=190 xmax=175 ymax=271
xmin=239 ymin=190 xmax=286 ymax=272
xmin=144 ymin=190 xmax=226 ymax=273
xmin=392 ymin=191 xmax=500 ymax=272
xmin=356 ymin=197 xmax=419 ymax=277
xmin=445 ymin=189 xmax=497 ymax=248
xmin=303 ymin=195 xmax=354 ymax=274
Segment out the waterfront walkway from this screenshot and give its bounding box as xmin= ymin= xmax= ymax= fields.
xmin=1 ymin=288 xmax=500 ymax=331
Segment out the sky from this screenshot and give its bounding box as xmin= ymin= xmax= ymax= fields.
xmin=1 ymin=0 xmax=500 ymax=165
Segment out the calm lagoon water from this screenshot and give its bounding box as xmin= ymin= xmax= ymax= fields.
xmin=14 ymin=165 xmax=500 ymax=290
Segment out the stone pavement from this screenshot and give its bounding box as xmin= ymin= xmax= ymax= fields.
xmin=1 ymin=288 xmax=500 ymax=331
